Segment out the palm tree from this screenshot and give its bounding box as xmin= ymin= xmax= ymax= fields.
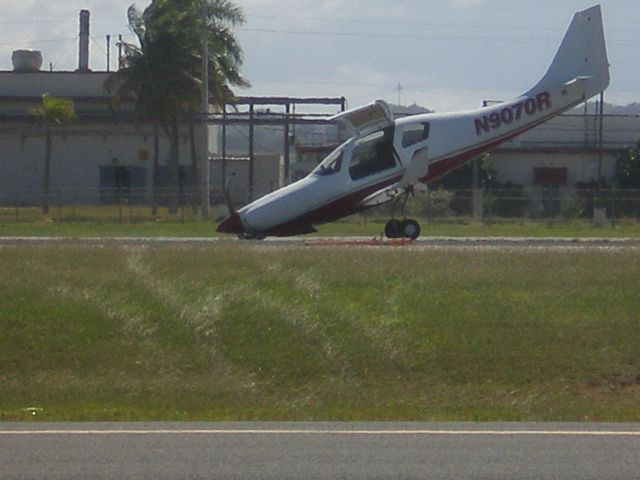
xmin=30 ymin=94 xmax=75 ymax=214
xmin=107 ymin=0 xmax=248 ymax=214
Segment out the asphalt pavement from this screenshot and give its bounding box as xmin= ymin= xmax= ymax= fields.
xmin=2 ymin=423 xmax=640 ymax=479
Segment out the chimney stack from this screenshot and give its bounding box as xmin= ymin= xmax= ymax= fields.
xmin=78 ymin=10 xmax=90 ymax=72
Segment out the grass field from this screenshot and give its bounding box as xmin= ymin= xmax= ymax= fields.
xmin=1 ymin=243 xmax=639 ymax=422
xmin=1 ymin=214 xmax=640 ymax=238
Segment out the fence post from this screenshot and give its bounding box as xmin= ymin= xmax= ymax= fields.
xmin=57 ymin=188 xmax=62 ymax=223
xmin=610 ymin=192 xmax=615 ymax=229
xmin=472 ymin=188 xmax=484 ymax=223
xmin=128 ymin=194 xmax=133 ymax=223
xmin=485 ymin=188 xmax=492 ymax=227
xmin=118 ymin=189 xmax=123 ymax=224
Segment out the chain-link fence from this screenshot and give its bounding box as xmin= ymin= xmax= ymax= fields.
xmin=0 ymin=187 xmax=227 ymax=223
xmin=1 ymin=187 xmax=640 ymax=226
xmin=362 ymin=187 xmax=640 ymax=227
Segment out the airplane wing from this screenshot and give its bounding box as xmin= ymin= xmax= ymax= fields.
xmin=329 ymin=99 xmax=394 ymax=137
xmin=358 ymin=147 xmax=430 ymax=207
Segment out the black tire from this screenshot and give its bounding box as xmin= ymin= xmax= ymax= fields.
xmin=400 ymin=219 xmax=421 ymax=240
xmin=384 ymin=219 xmax=402 ymax=239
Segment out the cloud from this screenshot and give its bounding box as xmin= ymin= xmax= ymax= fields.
xmin=448 ymin=0 xmax=485 ymax=7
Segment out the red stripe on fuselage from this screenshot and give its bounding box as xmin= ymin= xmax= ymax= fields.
xmin=264 ymin=173 xmax=403 ymax=236
xmin=424 ymin=99 xmax=582 ymax=183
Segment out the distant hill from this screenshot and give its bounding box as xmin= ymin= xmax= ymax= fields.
xmin=572 ymin=101 xmax=640 ymax=115
xmin=389 ymin=103 xmax=433 ymax=117
xmin=606 ymin=102 xmax=640 ymax=115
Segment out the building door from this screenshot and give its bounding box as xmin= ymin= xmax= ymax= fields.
xmin=100 ymin=166 xmax=146 ymax=204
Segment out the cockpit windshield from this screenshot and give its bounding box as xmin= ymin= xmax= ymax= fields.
xmin=312 ymin=141 xmax=348 ymax=176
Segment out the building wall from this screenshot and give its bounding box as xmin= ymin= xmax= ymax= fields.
xmin=502 ymin=114 xmax=640 ymax=149
xmin=210 ymin=155 xmax=283 ymax=206
xmin=491 ymin=151 xmax=617 ymax=187
xmin=0 ymin=123 xmax=205 ymax=203
xmin=0 ymin=70 xmax=220 ymax=204
xmin=491 ymin=113 xmax=640 ymax=187
xmin=0 ymin=72 xmax=111 ymax=99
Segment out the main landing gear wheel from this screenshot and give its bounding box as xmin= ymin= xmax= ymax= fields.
xmin=384 ymin=219 xmax=421 ymax=240
xmin=400 ymin=219 xmax=421 ymax=240
xmin=384 ymin=219 xmax=402 ymax=239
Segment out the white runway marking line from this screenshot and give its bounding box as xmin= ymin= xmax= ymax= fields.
xmin=2 ymin=429 xmax=640 ymax=437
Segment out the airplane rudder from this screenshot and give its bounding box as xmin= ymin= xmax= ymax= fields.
xmin=533 ymin=5 xmax=609 ymax=94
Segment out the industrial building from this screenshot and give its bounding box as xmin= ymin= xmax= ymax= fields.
xmin=1 ymin=11 xmax=639 ymax=212
xmin=491 ymin=111 xmax=640 ymax=188
xmin=0 ymin=10 xmax=218 ymax=207
xmin=0 ymin=11 xmax=332 ymax=209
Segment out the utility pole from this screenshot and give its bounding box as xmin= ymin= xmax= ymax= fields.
xmin=200 ymin=2 xmax=210 ymax=219
xmin=396 ymin=82 xmax=403 ymax=106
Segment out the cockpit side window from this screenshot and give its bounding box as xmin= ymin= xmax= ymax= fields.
xmin=349 ymin=126 xmax=396 ymax=181
xmin=401 ymin=122 xmax=430 ymax=148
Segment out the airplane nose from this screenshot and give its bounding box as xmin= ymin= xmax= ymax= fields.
xmin=216 ymin=212 xmax=243 ymax=234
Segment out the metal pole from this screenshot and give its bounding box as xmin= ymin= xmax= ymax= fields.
xmin=598 ymin=91 xmax=605 ymax=188
xmin=118 ymin=35 xmax=123 ymax=70
xmin=472 ymin=157 xmax=483 ymax=223
xmin=222 ymin=104 xmax=227 ymax=192
xmin=106 ymin=35 xmax=111 ymax=72
xmin=284 ymin=103 xmax=290 ymax=185
xmin=200 ymin=2 xmax=210 ymax=219
xmin=249 ymin=103 xmax=255 ymax=201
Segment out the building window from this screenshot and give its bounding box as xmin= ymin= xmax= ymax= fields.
xmin=533 ymin=167 xmax=567 ymax=188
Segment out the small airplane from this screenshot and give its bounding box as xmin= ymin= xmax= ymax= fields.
xmin=218 ymin=5 xmax=610 ymax=239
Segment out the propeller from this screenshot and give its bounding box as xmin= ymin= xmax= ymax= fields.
xmin=223 ymin=173 xmax=237 ymax=216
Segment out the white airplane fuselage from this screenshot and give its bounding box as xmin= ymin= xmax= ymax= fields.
xmin=218 ymin=5 xmax=609 ymax=238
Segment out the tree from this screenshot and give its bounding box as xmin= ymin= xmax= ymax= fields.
xmin=614 ymin=141 xmax=640 ymax=188
xmin=30 ymin=94 xmax=75 ymax=214
xmin=107 ymin=0 xmax=248 ymax=214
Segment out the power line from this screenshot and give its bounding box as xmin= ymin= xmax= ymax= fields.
xmin=0 ymin=15 xmax=125 ymax=26
xmin=238 ymin=27 xmax=555 ymax=44
xmin=0 ymin=12 xmax=638 ymax=37
xmin=250 ymin=78 xmax=640 ymax=97
xmin=248 ymin=13 xmax=640 ymax=35
xmin=4 ymin=37 xmax=77 ymax=46
xmin=238 ymin=26 xmax=639 ymax=46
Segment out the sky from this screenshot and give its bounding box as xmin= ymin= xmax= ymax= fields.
xmin=1 ymin=0 xmax=638 ymax=112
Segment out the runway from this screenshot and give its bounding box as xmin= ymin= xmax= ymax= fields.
xmin=1 ymin=235 xmax=640 ymax=249
xmin=2 ymin=423 xmax=640 ymax=479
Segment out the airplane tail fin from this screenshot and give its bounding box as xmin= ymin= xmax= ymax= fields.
xmin=531 ymin=5 xmax=609 ymax=99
